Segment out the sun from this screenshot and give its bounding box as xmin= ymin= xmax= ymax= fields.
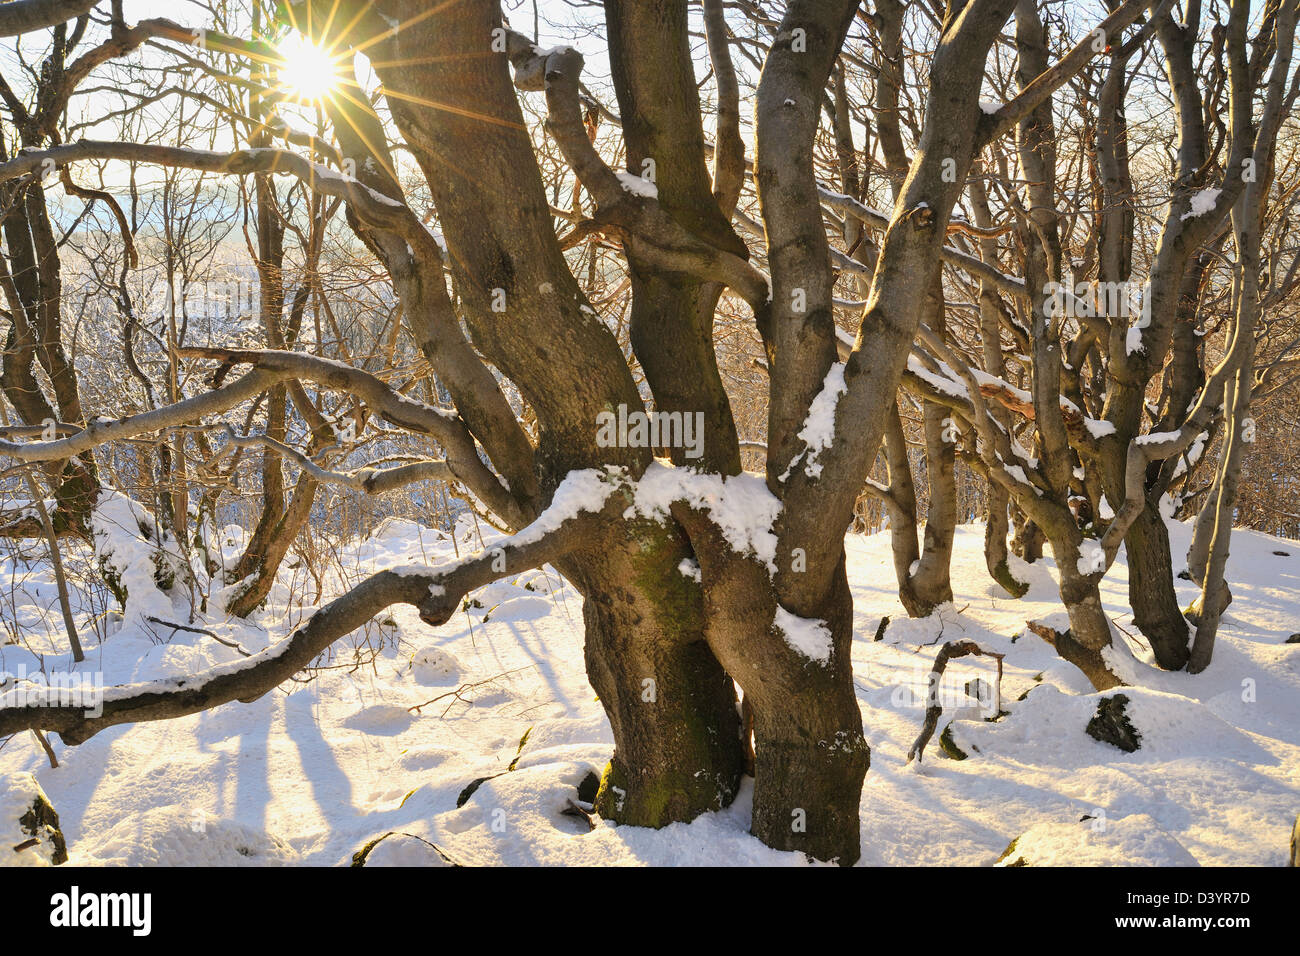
xmin=277 ymin=34 xmax=338 ymax=101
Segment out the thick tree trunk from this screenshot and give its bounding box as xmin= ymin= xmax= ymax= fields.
xmin=749 ymin=671 xmax=868 ymax=863
xmin=1054 ymin=563 xmax=1123 ymax=691
xmin=568 ymin=524 xmax=745 ymax=827
xmin=686 ymin=514 xmax=869 ymax=864
xmin=747 ymin=563 xmax=868 ymax=864
xmin=1123 ymin=503 xmax=1190 ymax=670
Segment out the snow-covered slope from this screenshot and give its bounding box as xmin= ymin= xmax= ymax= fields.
xmin=1 ymin=517 xmax=1296 ymax=866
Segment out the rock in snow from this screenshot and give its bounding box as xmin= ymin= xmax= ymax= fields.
xmin=0 ymin=772 xmax=67 ymax=866
xmin=1086 ymin=694 xmax=1143 ymax=753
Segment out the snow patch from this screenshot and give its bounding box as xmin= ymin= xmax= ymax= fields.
xmin=1180 ymin=187 xmax=1222 ymax=221
xmin=616 ymin=172 xmax=658 ymax=199
xmin=630 ymin=462 xmax=782 ymax=574
xmin=773 ymin=606 xmax=832 ymax=664
xmin=791 ymin=362 xmax=846 ymax=479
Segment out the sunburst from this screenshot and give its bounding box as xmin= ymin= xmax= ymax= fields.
xmin=277 ymin=33 xmax=339 ymax=102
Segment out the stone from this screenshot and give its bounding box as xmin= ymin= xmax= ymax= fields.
xmin=1086 ymin=694 xmax=1142 ymax=753
xmin=2 ymin=772 xmax=67 ymax=866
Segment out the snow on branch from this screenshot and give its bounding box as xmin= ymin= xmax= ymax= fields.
xmin=0 ymin=471 xmax=624 ymax=746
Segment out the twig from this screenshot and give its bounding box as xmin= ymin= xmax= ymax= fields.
xmin=145 ymin=616 xmax=252 ymax=657
xmin=30 ymin=729 xmax=57 ymax=768
xmin=907 ymin=639 xmax=1004 ymax=764
xmin=408 ymin=665 xmax=536 ymax=717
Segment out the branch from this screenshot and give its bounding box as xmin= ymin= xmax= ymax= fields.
xmin=219 ymin=426 xmax=451 ymax=495
xmin=0 ymin=141 xmax=444 ymax=264
xmin=907 ymin=639 xmax=1004 ymax=763
xmin=702 ymin=0 xmax=745 ymax=217
xmin=0 ymin=348 xmax=525 ymax=529
xmin=0 ymin=0 xmax=98 ymax=38
xmin=0 ymin=477 xmax=620 ymax=745
xmin=504 ymin=32 xmax=770 ymax=312
xmin=975 ymin=0 xmax=1170 ymax=149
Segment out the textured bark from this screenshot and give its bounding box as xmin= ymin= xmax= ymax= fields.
xmin=571 ymin=525 xmax=744 ymax=828
xmin=684 ymin=513 xmax=869 ymax=864
xmin=604 ymin=0 xmax=745 ymax=475
xmin=910 ymin=292 xmax=958 ymax=613
xmin=1187 ymin=366 xmax=1249 ymax=671
xmin=0 ymin=173 xmax=98 ymax=534
xmin=1012 ymin=509 xmax=1044 ymax=563
xmin=1027 ymin=567 xmax=1123 ymax=692
xmin=1120 ymin=502 xmax=1189 ymax=669
xmin=881 ymin=405 xmax=925 ymax=617
xmin=357 ymin=0 xmax=747 ymax=828
xmin=0 ymin=0 xmax=98 ymax=38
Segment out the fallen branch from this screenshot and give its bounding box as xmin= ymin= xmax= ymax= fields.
xmin=907 ymin=639 xmax=1004 ymax=764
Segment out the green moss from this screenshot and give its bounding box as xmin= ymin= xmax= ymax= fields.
xmin=992 ymin=559 xmax=1030 ymax=598
xmin=592 ymin=759 xmax=628 ymax=819
xmin=939 ymin=723 xmax=968 ymax=760
xmin=626 ymin=521 xmax=703 ymax=643
xmin=995 ymin=835 xmax=1027 ymax=866
xmin=593 ymin=756 xmax=734 ymax=828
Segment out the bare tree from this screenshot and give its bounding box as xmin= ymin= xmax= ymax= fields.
xmin=0 ymin=0 xmax=1293 ymax=865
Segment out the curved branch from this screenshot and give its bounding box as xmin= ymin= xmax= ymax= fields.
xmin=702 ymin=0 xmax=745 ymax=217
xmin=0 ymin=482 xmax=617 ymax=745
xmin=975 ymin=0 xmax=1170 ymax=149
xmin=0 ymin=348 xmax=526 ymax=529
xmin=0 ymin=141 xmax=444 ymax=264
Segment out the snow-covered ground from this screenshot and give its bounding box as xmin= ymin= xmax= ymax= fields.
xmin=1 ymin=516 xmax=1297 ymax=866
